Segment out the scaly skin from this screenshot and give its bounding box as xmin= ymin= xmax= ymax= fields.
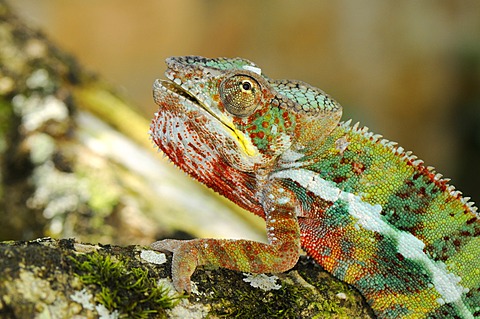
xmin=150 ymin=56 xmax=480 ymax=319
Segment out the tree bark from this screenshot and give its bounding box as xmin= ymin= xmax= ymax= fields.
xmin=0 ymin=238 xmax=373 ymax=319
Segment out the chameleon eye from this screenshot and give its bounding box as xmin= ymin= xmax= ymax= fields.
xmin=241 ymin=80 xmax=252 ymax=91
xmin=220 ymin=75 xmax=261 ymax=117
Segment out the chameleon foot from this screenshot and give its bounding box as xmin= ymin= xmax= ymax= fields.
xmin=151 ymin=239 xmax=198 ymax=293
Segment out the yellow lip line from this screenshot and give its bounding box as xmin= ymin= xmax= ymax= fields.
xmin=219 ymin=115 xmax=257 ymax=157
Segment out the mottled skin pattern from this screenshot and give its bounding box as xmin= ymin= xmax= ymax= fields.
xmin=150 ymin=56 xmax=480 ymax=319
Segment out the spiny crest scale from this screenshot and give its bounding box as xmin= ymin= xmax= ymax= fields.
xmin=343 ymin=120 xmax=478 ymax=215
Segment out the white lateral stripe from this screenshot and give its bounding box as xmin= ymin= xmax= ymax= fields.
xmin=272 ymin=168 xmax=470 ymax=312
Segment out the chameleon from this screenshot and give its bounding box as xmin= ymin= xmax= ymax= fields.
xmin=149 ymin=56 xmax=480 ymax=318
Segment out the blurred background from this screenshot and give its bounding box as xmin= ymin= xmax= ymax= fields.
xmin=8 ymin=0 xmax=480 ymax=204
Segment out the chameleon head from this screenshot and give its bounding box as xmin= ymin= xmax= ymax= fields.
xmin=151 ymin=56 xmax=342 ymax=175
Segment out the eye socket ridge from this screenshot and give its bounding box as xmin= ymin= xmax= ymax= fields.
xmin=220 ymin=74 xmax=262 ymax=117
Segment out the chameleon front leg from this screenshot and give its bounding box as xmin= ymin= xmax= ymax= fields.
xmin=151 ymin=183 xmax=301 ymax=293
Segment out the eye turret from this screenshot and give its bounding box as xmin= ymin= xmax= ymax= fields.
xmin=220 ymin=75 xmax=261 ymax=117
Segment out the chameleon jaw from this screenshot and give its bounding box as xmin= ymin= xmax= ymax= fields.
xmin=153 ymin=79 xmax=200 ymax=106
xmin=153 ymin=79 xmax=258 ymax=157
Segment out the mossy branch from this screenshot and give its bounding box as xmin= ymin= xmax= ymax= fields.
xmin=0 ymin=238 xmax=373 ymax=319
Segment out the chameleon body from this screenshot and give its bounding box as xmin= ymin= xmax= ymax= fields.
xmin=150 ymin=56 xmax=480 ymax=318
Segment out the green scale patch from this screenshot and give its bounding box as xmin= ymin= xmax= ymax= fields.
xmin=239 ymin=106 xmax=295 ymax=154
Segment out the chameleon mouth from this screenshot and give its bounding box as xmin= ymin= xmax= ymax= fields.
xmin=154 ymin=78 xmax=258 ymax=157
xmin=154 ymin=79 xmax=201 ymax=105
xmin=154 ymin=78 xmax=233 ymax=132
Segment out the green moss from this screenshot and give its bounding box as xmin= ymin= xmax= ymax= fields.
xmin=70 ymin=252 xmax=179 ymax=319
